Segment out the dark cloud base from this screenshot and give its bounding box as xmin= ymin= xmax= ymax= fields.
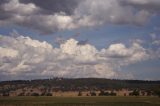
xmin=19 ymin=0 xmax=81 ymax=15
xmin=0 ymin=0 xmax=160 ymax=34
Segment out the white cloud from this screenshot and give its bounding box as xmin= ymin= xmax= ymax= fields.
xmin=2 ymin=0 xmax=38 ymax=15
xmin=100 ymin=42 xmax=149 ymax=67
xmin=0 ymin=0 xmax=159 ymax=33
xmin=150 ymin=33 xmax=160 ymax=46
xmin=60 ymin=39 xmax=97 ymax=63
xmin=0 ymin=47 xmax=18 ymax=58
xmin=18 ymin=36 xmax=53 ymax=49
xmin=106 ymin=43 xmax=132 ymax=58
xmin=74 ymin=0 xmax=154 ymax=27
xmin=0 ymin=34 xmax=153 ymax=80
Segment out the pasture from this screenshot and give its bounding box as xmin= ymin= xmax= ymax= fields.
xmin=0 ymin=96 xmax=160 ymax=106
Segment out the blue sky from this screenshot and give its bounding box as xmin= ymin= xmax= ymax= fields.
xmin=0 ymin=0 xmax=160 ymax=80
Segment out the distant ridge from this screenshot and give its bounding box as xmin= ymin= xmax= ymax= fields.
xmin=0 ymin=78 xmax=160 ymax=90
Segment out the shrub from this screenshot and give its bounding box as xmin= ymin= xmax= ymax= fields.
xmin=130 ymin=89 xmax=139 ymax=96
xmin=46 ymin=93 xmax=52 ymax=96
xmin=18 ymin=92 xmax=25 ymax=96
xmin=90 ymin=92 xmax=96 ymax=96
xmin=99 ymin=91 xmax=109 ymax=96
xmin=110 ymin=91 xmax=116 ymax=96
xmin=31 ymin=93 xmax=39 ymax=96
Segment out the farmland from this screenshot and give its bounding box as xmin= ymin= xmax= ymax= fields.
xmin=0 ymin=96 xmax=160 ymax=106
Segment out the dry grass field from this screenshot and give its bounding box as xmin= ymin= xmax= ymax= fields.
xmin=0 ymin=96 xmax=160 ymax=106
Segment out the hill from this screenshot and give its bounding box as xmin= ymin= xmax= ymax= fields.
xmin=0 ymin=78 xmax=160 ymax=97
xmin=0 ymin=78 xmax=160 ymax=91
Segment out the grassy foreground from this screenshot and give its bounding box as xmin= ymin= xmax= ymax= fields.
xmin=0 ymin=96 xmax=160 ymax=106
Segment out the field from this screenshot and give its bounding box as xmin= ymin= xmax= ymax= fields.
xmin=0 ymin=96 xmax=160 ymax=106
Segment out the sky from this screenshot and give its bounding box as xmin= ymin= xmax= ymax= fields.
xmin=0 ymin=0 xmax=160 ymax=81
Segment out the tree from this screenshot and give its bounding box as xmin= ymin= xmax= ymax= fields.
xmin=99 ymin=90 xmax=109 ymax=96
xmin=31 ymin=93 xmax=39 ymax=96
xmin=86 ymin=93 xmax=89 ymax=96
xmin=90 ymin=91 xmax=96 ymax=96
xmin=41 ymin=92 xmax=46 ymax=96
xmin=154 ymin=88 xmax=160 ymax=97
xmin=2 ymin=92 xmax=9 ymax=96
xmin=18 ymin=92 xmax=25 ymax=96
xmin=146 ymin=90 xmax=152 ymax=96
xmin=46 ymin=93 xmax=52 ymax=96
xmin=99 ymin=90 xmax=105 ymax=96
xmin=110 ymin=91 xmax=116 ymax=96
xmin=78 ymin=91 xmax=82 ymax=96
xmin=130 ymin=89 xmax=139 ymax=96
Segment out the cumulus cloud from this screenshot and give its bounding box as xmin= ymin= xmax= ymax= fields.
xmin=0 ymin=47 xmax=18 ymax=58
xmin=0 ymin=34 xmax=153 ymax=80
xmin=0 ymin=0 xmax=159 ymax=33
xmin=2 ymin=0 xmax=39 ymax=15
xmin=101 ymin=43 xmax=149 ymax=67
